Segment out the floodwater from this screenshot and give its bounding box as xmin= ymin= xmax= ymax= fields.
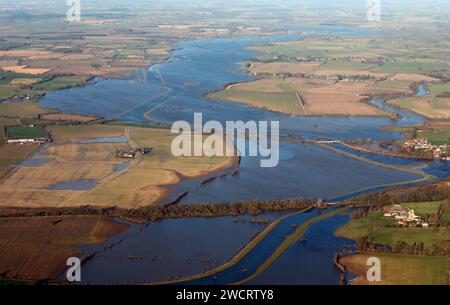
xmin=77 ymin=213 xmax=285 ymax=284
xmin=38 ymin=34 xmax=449 ymax=284
xmin=48 ymin=180 xmax=97 ymax=191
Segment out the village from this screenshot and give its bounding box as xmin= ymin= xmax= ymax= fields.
xmin=383 ymin=204 xmax=429 ymax=227
xmin=402 ymin=138 xmax=450 ymax=160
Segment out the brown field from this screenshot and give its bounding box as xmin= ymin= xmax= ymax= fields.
xmin=0 ymin=50 xmax=51 ymax=57
xmin=1 ymin=65 xmax=52 ymax=75
xmin=40 ymin=113 xmax=98 ymax=123
xmin=10 ymin=78 xmax=42 ymax=88
xmin=248 ymin=61 xmax=321 ymax=75
xmin=0 ymin=215 xmax=129 ymax=280
xmin=300 ymin=91 xmax=382 ymax=116
xmin=211 ymin=78 xmax=388 ymax=116
xmin=341 ymin=253 xmax=448 ymax=285
xmin=0 ymin=102 xmax=49 ymax=118
xmin=0 ymin=125 xmax=233 ymax=208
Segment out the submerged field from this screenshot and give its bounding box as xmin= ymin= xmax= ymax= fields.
xmin=0 ymin=124 xmax=233 ymax=208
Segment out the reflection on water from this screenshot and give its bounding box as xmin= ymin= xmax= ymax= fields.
xmin=247 ymin=212 xmax=354 ymax=285
xmin=15 ymin=157 xmax=50 ymax=167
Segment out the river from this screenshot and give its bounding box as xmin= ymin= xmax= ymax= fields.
xmin=42 ymin=35 xmax=448 ymax=284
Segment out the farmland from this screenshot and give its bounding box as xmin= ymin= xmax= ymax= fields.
xmin=0 ymin=124 xmax=233 ymax=208
xmin=341 ymin=253 xmax=448 ymax=285
xmin=6 ymin=125 xmax=47 ymax=139
xmin=208 ymin=77 xmax=391 ymax=116
xmin=388 ymin=83 xmax=450 ymax=119
xmin=0 ymin=215 xmax=129 ymax=280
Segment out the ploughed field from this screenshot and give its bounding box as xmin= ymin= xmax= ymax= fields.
xmin=0 ymin=215 xmax=129 ymax=281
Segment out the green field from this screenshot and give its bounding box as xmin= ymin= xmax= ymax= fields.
xmin=207 ymin=79 xmax=310 ymax=114
xmin=319 ymin=61 xmax=377 ymax=71
xmin=372 ymin=61 xmax=448 ymax=74
xmin=6 ymin=125 xmax=47 ymax=139
xmin=336 ymin=202 xmax=450 ymax=247
xmin=345 ymin=253 xmax=448 ymax=285
xmin=417 ymin=130 xmax=450 ymax=145
xmin=32 ymin=75 xmax=89 ymax=91
xmin=402 ymin=201 xmax=443 ymax=215
xmin=0 ymin=71 xmax=41 ymax=85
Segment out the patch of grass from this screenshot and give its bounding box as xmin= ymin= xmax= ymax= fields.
xmin=6 ymin=125 xmax=47 ymax=139
xmin=0 ymin=101 xmax=48 ymax=118
xmin=402 ymin=201 xmax=443 ymax=215
xmin=442 ymin=213 xmax=450 ymax=223
xmin=319 ymin=61 xmax=377 ymax=71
